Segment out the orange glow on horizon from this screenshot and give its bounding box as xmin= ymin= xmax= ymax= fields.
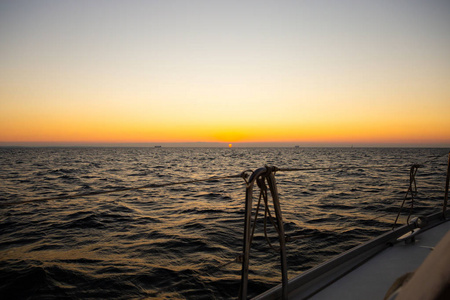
xmin=1 ymin=118 xmax=449 ymax=146
xmin=0 ymin=97 xmax=449 ymax=146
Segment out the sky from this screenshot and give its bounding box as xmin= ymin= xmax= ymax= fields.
xmin=1 ymin=0 xmax=449 ymax=147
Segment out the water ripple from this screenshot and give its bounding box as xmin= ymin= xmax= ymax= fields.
xmin=0 ymin=147 xmax=448 ymax=299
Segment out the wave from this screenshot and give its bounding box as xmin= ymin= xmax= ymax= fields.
xmin=0 ymin=147 xmax=447 ymax=299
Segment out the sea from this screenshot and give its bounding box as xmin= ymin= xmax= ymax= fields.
xmin=0 ymin=147 xmax=449 ymax=299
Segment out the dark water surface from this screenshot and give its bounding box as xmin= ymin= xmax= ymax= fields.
xmin=0 ymin=147 xmax=448 ymax=299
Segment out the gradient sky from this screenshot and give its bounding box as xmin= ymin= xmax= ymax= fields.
xmin=1 ymin=0 xmax=449 ymax=146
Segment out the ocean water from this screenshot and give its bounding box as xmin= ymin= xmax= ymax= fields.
xmin=0 ymin=147 xmax=448 ymax=299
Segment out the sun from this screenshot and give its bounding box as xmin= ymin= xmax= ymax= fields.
xmin=228 ymin=144 xmax=232 ymax=148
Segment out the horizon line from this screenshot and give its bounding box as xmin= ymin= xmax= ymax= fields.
xmin=1 ymin=141 xmax=449 ymax=148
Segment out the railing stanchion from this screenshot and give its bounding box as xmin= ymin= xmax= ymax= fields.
xmin=443 ymin=152 xmax=450 ymax=218
xmin=266 ymin=168 xmax=288 ymax=300
xmin=238 ymin=167 xmax=288 ymax=300
xmin=239 ymin=167 xmax=267 ymax=300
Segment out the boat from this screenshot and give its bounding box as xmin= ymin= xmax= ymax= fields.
xmin=238 ymin=154 xmax=450 ymax=300
xmin=251 ymin=210 xmax=449 ymax=300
